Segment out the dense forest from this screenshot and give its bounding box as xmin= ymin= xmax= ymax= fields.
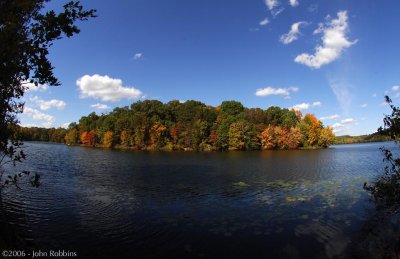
xmin=18 ymin=100 xmax=335 ymax=151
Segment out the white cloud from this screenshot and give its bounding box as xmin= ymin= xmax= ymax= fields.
xmin=61 ymin=122 xmax=71 ymax=129
xmin=24 ymin=107 xmax=54 ymax=127
xmin=392 ymin=85 xmax=400 ymax=91
xmin=331 ymin=122 xmax=345 ymax=133
xmin=341 ymin=118 xmax=355 ymax=124
xmin=259 ymin=18 xmax=270 ymax=26
xmin=372 ymin=93 xmax=377 ymax=97
xmin=133 ymin=53 xmax=142 ymax=60
xmin=292 ymin=102 xmax=310 ymax=111
xmin=320 ymin=114 xmax=340 ymax=120
xmin=22 ymin=81 xmax=48 ymax=92
xmin=280 ymin=21 xmax=307 ymax=44
xmin=289 ymin=0 xmax=299 ymax=7
xmin=91 ymin=103 xmax=111 ymax=110
xmin=255 ymin=86 xmax=299 ymax=97
xmin=20 ymin=123 xmax=39 ymax=128
xmin=312 ymin=101 xmax=321 ymax=107
xmin=294 ymin=11 xmax=357 ymax=69
xmin=331 ymin=118 xmax=356 ymax=134
xmin=265 ymin=0 xmax=279 ymax=10
xmin=291 ymin=101 xmax=321 ymax=111
xmin=360 ymin=103 xmax=367 ymax=108
xmin=332 ymin=122 xmax=344 ymax=128
xmin=77 ymin=74 xmax=142 ymax=102
xmin=30 ymin=96 xmax=66 ymax=110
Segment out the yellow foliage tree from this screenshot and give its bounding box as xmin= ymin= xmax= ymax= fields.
xmin=120 ymin=129 xmax=132 ymax=147
xmin=302 ymin=114 xmax=322 ymax=146
xmin=103 ymin=131 xmax=114 ymax=148
xmin=65 ymin=128 xmax=78 ymax=145
xmin=318 ymin=127 xmax=335 ymax=147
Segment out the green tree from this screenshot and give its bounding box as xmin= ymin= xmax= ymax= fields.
xmin=365 ymin=96 xmax=400 ymax=208
xmin=228 ymin=121 xmax=259 ymax=150
xmin=220 ymin=101 xmax=244 ymax=116
xmin=191 ymin=119 xmax=208 ymax=150
xmin=0 ymin=1 xmax=95 ymax=189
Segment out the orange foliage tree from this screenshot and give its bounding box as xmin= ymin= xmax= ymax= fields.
xmin=80 ymin=131 xmax=88 ymax=145
xmin=260 ymin=125 xmax=276 ymax=149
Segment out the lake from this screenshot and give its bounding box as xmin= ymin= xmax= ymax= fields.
xmin=1 ymin=141 xmax=393 ymax=258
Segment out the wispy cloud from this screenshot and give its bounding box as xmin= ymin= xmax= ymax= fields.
xmin=264 ymin=0 xmax=284 ymax=17
xmin=280 ymin=21 xmax=307 ymax=44
xmin=328 ymin=77 xmax=353 ymax=115
xmin=77 ymin=74 xmax=142 ymax=102
xmin=320 ymin=114 xmax=340 ymax=120
xmin=259 ymin=18 xmax=270 ymax=26
xmin=341 ymin=118 xmax=356 ymax=124
xmin=307 ymin=4 xmax=318 ymax=13
xmin=360 ymin=103 xmax=367 ymax=108
xmin=249 ymin=28 xmax=260 ymax=32
xmin=295 ymin=11 xmax=357 ymax=69
xmin=30 ymin=96 xmax=66 ymax=110
xmin=255 ymin=86 xmax=298 ymax=97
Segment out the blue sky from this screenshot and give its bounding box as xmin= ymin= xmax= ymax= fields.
xmin=19 ymin=0 xmax=400 ymax=135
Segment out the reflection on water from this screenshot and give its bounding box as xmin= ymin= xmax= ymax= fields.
xmin=2 ymin=142 xmax=392 ymax=258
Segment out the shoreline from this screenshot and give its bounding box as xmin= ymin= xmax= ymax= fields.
xmin=27 ymin=139 xmax=392 ymax=152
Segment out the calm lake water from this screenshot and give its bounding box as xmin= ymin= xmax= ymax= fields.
xmin=2 ymin=141 xmax=393 ymax=258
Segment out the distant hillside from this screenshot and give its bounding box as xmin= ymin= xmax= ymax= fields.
xmin=334 ymin=132 xmax=392 ymax=144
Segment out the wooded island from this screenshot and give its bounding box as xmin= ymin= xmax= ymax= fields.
xmin=18 ymin=100 xmax=335 ymax=151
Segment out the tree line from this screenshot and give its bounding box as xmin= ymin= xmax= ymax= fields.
xmin=18 ymin=100 xmax=335 ymax=151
